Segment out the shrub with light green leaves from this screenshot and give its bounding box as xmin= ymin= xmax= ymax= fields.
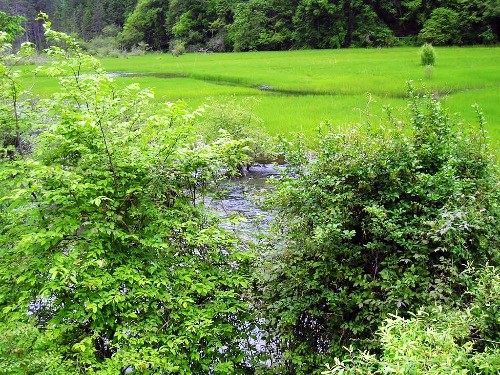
xmin=198 ymin=99 xmax=276 ymax=165
xmin=323 ymin=265 xmax=500 ymax=375
xmin=420 ymin=43 xmax=436 ymax=66
xmin=255 ymin=82 xmax=499 ymax=374
xmin=0 ymin=18 xmax=256 ymax=374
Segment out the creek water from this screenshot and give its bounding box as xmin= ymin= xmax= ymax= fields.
xmin=201 ymin=164 xmax=283 ymax=367
xmin=203 ymin=164 xmax=280 ymax=242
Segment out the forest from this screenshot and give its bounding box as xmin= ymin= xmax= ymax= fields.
xmin=0 ymin=0 xmax=499 ymax=52
xmin=1 ymin=4 xmax=500 ymax=375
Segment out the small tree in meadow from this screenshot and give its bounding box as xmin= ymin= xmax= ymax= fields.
xmin=420 ymin=43 xmax=436 ymax=66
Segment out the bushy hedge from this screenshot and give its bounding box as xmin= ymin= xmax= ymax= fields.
xmin=255 ymin=83 xmax=499 ymax=374
xmin=324 ymin=265 xmax=500 ymax=375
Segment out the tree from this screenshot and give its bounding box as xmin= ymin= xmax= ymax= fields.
xmin=0 ymin=21 xmax=257 ymax=373
xmin=419 ymin=7 xmax=461 ymax=45
xmin=255 ymin=85 xmax=499 ymax=374
xmin=120 ymin=0 xmax=169 ymax=50
xmin=0 ymin=11 xmax=25 ymax=42
xmin=228 ymin=1 xmax=268 ymax=51
xmin=293 ymin=0 xmax=346 ymax=49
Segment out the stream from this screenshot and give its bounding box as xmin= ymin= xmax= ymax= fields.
xmin=203 ymin=164 xmax=281 ymax=242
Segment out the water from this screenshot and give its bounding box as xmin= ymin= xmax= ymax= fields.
xmin=203 ymin=164 xmax=280 ymax=242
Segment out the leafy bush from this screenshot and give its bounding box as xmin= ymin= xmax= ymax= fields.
xmin=82 ymin=24 xmax=124 ymax=58
xmin=207 ymin=32 xmax=227 ymax=52
xmin=254 ymin=83 xmax=499 ymax=374
xmin=197 ymin=99 xmax=276 ymax=165
xmin=420 ymin=43 xmax=436 ymax=66
xmin=351 ymin=8 xmax=396 ymax=48
xmin=323 ymin=266 xmax=500 ymax=375
xmin=419 ymin=7 xmax=461 ymax=46
xmin=481 ymin=27 xmax=498 ymax=45
xmin=170 ymin=39 xmax=186 ymax=57
xmin=0 ymin=11 xmax=25 ymax=43
xmin=129 ymin=41 xmax=150 ymax=56
xmin=0 ymin=19 xmax=257 ymax=374
xmin=83 ymin=35 xmax=123 ymax=57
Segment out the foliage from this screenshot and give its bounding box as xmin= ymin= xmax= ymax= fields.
xmin=197 ymin=99 xmax=276 ymax=165
xmin=0 ymin=11 xmax=25 ymax=43
xmin=323 ymin=265 xmax=500 ymax=375
xmin=228 ymin=0 xmax=295 ymax=52
xmin=228 ymin=1 xmax=266 ymax=52
xmin=420 ymin=43 xmax=436 ymax=66
xmin=419 ymin=7 xmax=461 ymax=46
xmin=82 ymin=26 xmax=123 ymax=58
xmin=2 ymin=0 xmax=500 ymax=51
xmin=254 ymin=83 xmax=499 ymax=374
xmin=349 ymin=5 xmax=396 ymax=48
xmin=292 ymin=0 xmax=345 ymax=49
xmin=0 ymin=20 xmax=257 ymax=374
xmin=170 ymin=39 xmax=186 ymax=57
xmin=119 ymin=0 xmax=168 ymax=50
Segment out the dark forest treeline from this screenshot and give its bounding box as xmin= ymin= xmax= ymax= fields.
xmin=1 ymin=0 xmax=499 ymax=51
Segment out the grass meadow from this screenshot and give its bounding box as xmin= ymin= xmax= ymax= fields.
xmin=21 ymin=46 xmax=500 ymax=150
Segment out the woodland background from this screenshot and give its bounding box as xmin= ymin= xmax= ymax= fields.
xmin=1 ymin=0 xmax=499 ymax=52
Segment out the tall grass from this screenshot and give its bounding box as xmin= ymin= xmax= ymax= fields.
xmin=17 ymin=47 xmax=500 ymax=151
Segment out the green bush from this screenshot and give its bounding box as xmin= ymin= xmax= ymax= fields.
xmin=170 ymin=39 xmax=186 ymax=57
xmin=420 ymin=43 xmax=436 ymax=66
xmin=0 ymin=12 xmax=25 ymax=43
xmin=83 ymin=35 xmax=123 ymax=57
xmin=323 ymin=266 xmax=500 ymax=375
xmin=419 ymin=7 xmax=461 ymax=46
xmin=1 ymin=20 xmax=257 ymax=374
xmin=254 ymin=83 xmax=499 ymax=374
xmin=197 ymin=99 xmax=276 ymax=165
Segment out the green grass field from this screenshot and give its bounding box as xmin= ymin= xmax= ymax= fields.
xmin=21 ymin=47 xmax=500 ymax=149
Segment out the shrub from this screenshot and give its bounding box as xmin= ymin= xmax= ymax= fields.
xmin=323 ymin=266 xmax=500 ymax=375
xmin=481 ymin=27 xmax=498 ymax=45
xmin=170 ymin=39 xmax=186 ymax=57
xmin=128 ymin=41 xmax=149 ymax=56
xmin=420 ymin=43 xmax=436 ymax=66
xmin=1 ymin=20 xmax=257 ymax=374
xmin=254 ymin=83 xmax=499 ymax=374
xmin=197 ymin=99 xmax=276 ymax=165
xmin=83 ymin=35 xmax=123 ymax=57
xmin=207 ymin=32 xmax=227 ymax=52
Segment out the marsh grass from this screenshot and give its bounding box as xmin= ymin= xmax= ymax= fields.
xmin=17 ymin=47 xmax=500 ymax=151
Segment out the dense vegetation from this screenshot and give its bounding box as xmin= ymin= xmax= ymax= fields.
xmin=1 ymin=0 xmax=499 ymax=52
xmin=255 ymin=87 xmax=499 ymax=373
xmin=12 ymin=46 xmax=500 ymax=150
xmin=1 ymin=11 xmax=499 ymax=375
xmin=1 ymin=19 xmax=257 ymax=374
